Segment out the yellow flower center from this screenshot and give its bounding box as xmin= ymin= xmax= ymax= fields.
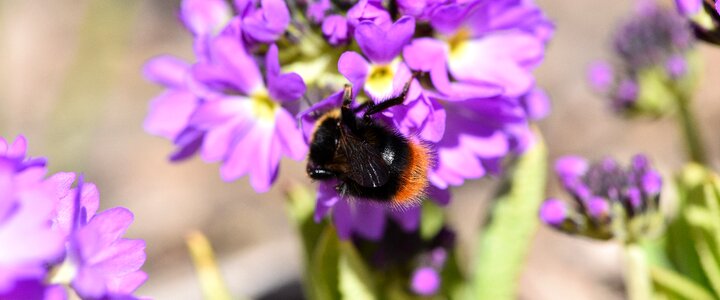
xmin=447 ymin=28 xmax=471 ymax=57
xmin=250 ymin=89 xmax=278 ymax=121
xmin=365 ymin=58 xmax=400 ymax=99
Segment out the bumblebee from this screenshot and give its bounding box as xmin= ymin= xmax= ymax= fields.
xmin=306 ymin=77 xmax=430 ymax=206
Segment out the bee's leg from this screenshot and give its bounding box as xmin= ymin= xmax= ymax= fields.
xmin=363 ymin=71 xmax=420 ymax=118
xmin=352 ymin=101 xmax=371 ymax=114
xmin=340 ymin=84 xmax=359 ymax=131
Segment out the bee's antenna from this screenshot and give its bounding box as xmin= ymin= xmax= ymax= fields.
xmin=302 ymin=94 xmax=313 ymax=108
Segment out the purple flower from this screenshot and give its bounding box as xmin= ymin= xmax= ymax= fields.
xmin=314 ymin=181 xmax=449 ymax=241
xmin=666 ymin=54 xmax=688 ymax=79
xmin=234 ymin=0 xmax=290 ymax=44
xmin=180 ymin=0 xmax=233 ymax=59
xmin=411 ymin=267 xmax=440 ymax=296
xmin=338 ymin=16 xmax=416 ymax=100
xmin=541 ymin=155 xmax=663 ymax=241
xmin=307 ymin=0 xmax=331 ymax=23
xmin=322 ymin=15 xmax=349 ymax=45
xmin=403 ymin=0 xmax=552 ymax=98
xmin=314 ymin=181 xmax=420 ymax=240
xmin=587 ymin=61 xmax=614 ymax=93
xmin=346 ymin=0 xmax=392 ymax=29
xmin=613 ymin=4 xmax=694 ymax=73
xmin=0 ymin=136 xmax=148 ymax=299
xmin=190 ymin=39 xmax=307 ymax=192
xmin=674 ymin=0 xmax=701 ymax=16
xmin=589 ymin=3 xmax=696 ymax=115
xmin=69 ymin=205 xmax=147 ymax=298
xmin=0 ymin=150 xmax=64 ymax=293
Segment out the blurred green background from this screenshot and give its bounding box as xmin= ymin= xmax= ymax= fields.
xmin=2 ymin=0 xmax=720 ymax=299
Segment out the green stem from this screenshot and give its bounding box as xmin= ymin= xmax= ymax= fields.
xmin=625 ymin=244 xmax=652 ymax=300
xmin=675 ymin=92 xmax=707 ymax=165
xmin=650 ymin=265 xmax=715 ymax=300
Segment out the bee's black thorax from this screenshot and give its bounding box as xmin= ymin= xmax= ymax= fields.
xmin=307 ymin=113 xmax=412 ymax=202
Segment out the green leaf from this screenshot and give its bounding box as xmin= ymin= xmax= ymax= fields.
xmin=309 ymin=226 xmax=342 ymax=300
xmin=339 ymin=242 xmax=377 ymax=300
xmin=420 ymin=201 xmax=445 ymax=241
xmin=285 ymin=183 xmax=324 ymax=259
xmin=651 ymin=265 xmax=715 ymax=300
xmin=285 ymin=184 xmax=340 ymax=300
xmin=441 ymin=249 xmax=469 ymax=300
xmin=471 ymin=129 xmax=547 ymax=300
xmin=666 ymin=165 xmax=713 ymax=290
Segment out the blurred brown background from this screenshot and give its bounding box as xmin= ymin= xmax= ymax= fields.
xmin=2 ymin=0 xmax=720 ymax=299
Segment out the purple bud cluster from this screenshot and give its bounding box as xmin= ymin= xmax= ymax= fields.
xmin=589 ymin=3 xmax=695 ymax=112
xmin=540 ymin=155 xmax=662 ymax=241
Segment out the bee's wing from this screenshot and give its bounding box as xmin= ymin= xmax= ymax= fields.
xmin=338 ymin=130 xmax=390 ymax=188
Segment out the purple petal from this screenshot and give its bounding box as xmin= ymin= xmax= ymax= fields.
xmin=322 ymin=15 xmax=349 ymax=45
xmin=555 ymin=156 xmax=588 ymax=181
xmin=54 ymin=181 xmax=100 ymax=237
xmin=108 ymin=270 xmax=148 ymax=295
xmin=144 ymin=90 xmax=198 ymax=140
xmin=587 ymin=61 xmax=614 ymax=93
xmin=143 ymin=56 xmax=190 ymax=88
xmin=428 ymin=185 xmax=451 ymax=206
xmin=675 ymin=0 xmax=701 ymax=15
xmin=403 ymin=38 xmax=503 ymax=99
xmin=411 ymin=267 xmax=440 ymax=296
xmin=338 ymin=51 xmax=370 ymax=94
xmin=7 ymin=136 xmax=27 ymax=158
xmin=192 ymin=35 xmax=263 ymax=96
xmin=332 ymin=200 xmax=353 ymax=239
xmin=346 ymin=0 xmax=391 ymax=28
xmin=539 ymin=198 xmax=568 ymax=226
xmin=275 ymin=109 xmax=308 ymax=161
xmin=521 ymin=88 xmax=551 ymax=121
xmin=429 ymin=3 xmax=472 ymax=35
xmin=351 ymin=203 xmax=386 ymax=240
xmin=73 ymin=268 xmax=106 ymax=298
xmin=219 ymin=126 xmax=261 ymax=182
xmin=448 ymin=32 xmax=542 ymax=97
xmin=248 ymin=127 xmax=282 ymax=193
xmin=76 ymin=208 xmax=134 ymax=259
xmin=315 ymin=181 xmax=341 ymax=222
xmin=242 ymin=0 xmax=290 ymax=43
xmin=266 ymin=44 xmax=306 ymax=102
xmin=181 ymin=0 xmax=232 ymax=36
xmin=586 ymin=197 xmax=610 ymax=219
xmin=389 ymin=206 xmax=421 ymax=232
xmin=642 ymin=170 xmax=662 ymax=196
xmin=89 ymin=239 xmax=146 ymax=276
xmin=666 ymin=55 xmax=687 ymax=79
xmin=308 ymin=0 xmax=331 ymax=23
xmin=170 ymin=128 xmax=205 ymax=161
xmin=355 ymin=17 xmax=416 ymax=64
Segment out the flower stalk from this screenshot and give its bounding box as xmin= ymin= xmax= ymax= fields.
xmin=625 ymin=244 xmax=652 ymax=300
xmin=675 ymin=89 xmax=707 ymax=164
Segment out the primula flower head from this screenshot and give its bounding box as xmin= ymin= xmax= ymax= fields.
xmin=0 ymin=137 xmax=64 ymax=294
xmin=0 ymin=136 xmax=147 ymax=299
xmin=145 ymin=0 xmax=308 ymax=193
xmin=590 ymin=3 xmax=698 ymax=116
xmin=540 ymin=155 xmax=663 ymax=242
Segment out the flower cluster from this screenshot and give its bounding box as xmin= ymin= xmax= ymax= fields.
xmin=589 ymin=3 xmax=697 ymax=115
xmin=0 ymin=136 xmax=147 ymax=299
xmin=540 ymin=155 xmax=663 ymax=242
xmin=306 ymin=0 xmax=552 ymax=239
xmin=144 ymin=0 xmax=306 ymax=193
xmin=145 ymin=0 xmax=552 ymax=240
